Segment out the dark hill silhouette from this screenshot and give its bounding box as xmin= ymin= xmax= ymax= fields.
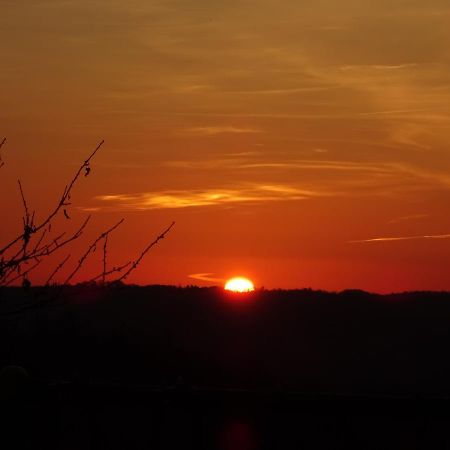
xmin=1 ymin=285 xmax=450 ymax=396
xmin=3 ymin=286 xmax=450 ymax=449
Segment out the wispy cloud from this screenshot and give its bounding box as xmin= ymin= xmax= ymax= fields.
xmin=163 ymin=158 xmax=399 ymax=173
xmin=358 ymin=108 xmax=434 ymax=117
xmin=388 ymin=214 xmax=428 ymax=224
xmin=90 ymin=184 xmax=320 ymax=211
xmin=172 ymin=112 xmax=343 ymax=120
xmin=163 ymin=158 xmax=244 ymax=170
xmin=180 ymin=126 xmax=263 ymax=136
xmin=188 ymin=273 xmax=225 ymax=283
xmin=160 ymin=158 xmax=450 ymax=192
xmin=239 ymin=160 xmax=445 ymax=187
xmin=388 ymin=123 xmax=432 ymax=150
xmin=237 ymin=160 xmax=398 ymax=173
xmin=340 ymin=64 xmax=418 ymax=71
xmin=224 ymin=86 xmax=333 ymax=95
xmin=349 ymin=234 xmax=450 ymax=243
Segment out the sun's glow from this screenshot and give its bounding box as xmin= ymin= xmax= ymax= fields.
xmin=224 ymin=277 xmax=255 ymax=293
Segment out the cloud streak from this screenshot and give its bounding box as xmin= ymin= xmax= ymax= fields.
xmin=91 ymin=184 xmax=320 ymax=211
xmin=164 ymin=158 xmax=399 ymax=173
xmin=180 ymin=126 xmax=263 ymax=136
xmin=87 ymin=157 xmax=450 ymax=213
xmin=349 ymin=234 xmax=450 ymax=243
xmin=340 ymin=64 xmax=418 ymax=71
xmin=162 ymin=157 xmax=450 ymax=189
xmin=388 ymin=214 xmax=428 ymax=224
xmin=188 ymin=273 xmax=225 ymax=283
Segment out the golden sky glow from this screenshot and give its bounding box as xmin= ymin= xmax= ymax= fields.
xmin=1 ymin=0 xmax=450 ymax=291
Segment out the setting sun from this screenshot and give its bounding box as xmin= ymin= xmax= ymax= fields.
xmin=224 ymin=277 xmax=255 ymax=293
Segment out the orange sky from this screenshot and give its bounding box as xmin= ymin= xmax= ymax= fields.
xmin=1 ymin=0 xmax=450 ymax=292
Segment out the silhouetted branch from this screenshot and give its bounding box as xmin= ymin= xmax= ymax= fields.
xmin=1 ymin=139 xmax=176 ymax=292
xmin=3 ymin=258 xmax=42 ymax=287
xmin=115 ymin=221 xmax=175 ymax=283
xmin=45 ymin=254 xmax=71 ymax=287
xmin=32 ymin=229 xmax=48 ymax=253
xmin=18 ymin=180 xmax=30 ymax=223
xmin=62 ymin=218 xmax=124 ymax=286
xmin=0 ymin=216 xmax=91 ymax=284
xmin=86 ymin=261 xmax=132 ymax=284
xmin=102 ymin=235 xmax=108 ymax=285
xmin=0 ymin=140 xmax=104 ymax=257
xmin=17 ymin=180 xmax=35 ymax=255
xmin=0 ymin=137 xmax=6 ymax=169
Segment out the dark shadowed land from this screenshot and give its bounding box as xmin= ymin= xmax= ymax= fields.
xmin=2 ymin=286 xmax=450 ymax=449
xmin=2 ymin=285 xmax=450 ymax=395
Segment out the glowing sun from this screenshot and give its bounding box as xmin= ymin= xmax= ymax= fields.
xmin=224 ymin=277 xmax=255 ymax=293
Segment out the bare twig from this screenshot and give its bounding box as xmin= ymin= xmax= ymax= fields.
xmin=62 ymin=218 xmax=124 ymax=286
xmin=3 ymin=258 xmax=42 ymax=287
xmin=115 ymin=221 xmax=175 ymax=283
xmin=0 ymin=216 xmax=91 ymax=284
xmin=33 ymin=217 xmax=90 ymax=259
xmin=17 ymin=180 xmax=34 ymax=252
xmin=31 ymin=229 xmax=48 ymax=256
xmin=45 ymin=254 xmax=71 ymax=286
xmin=86 ymin=261 xmax=132 ymax=284
xmin=18 ymin=180 xmax=30 ymax=223
xmin=1 ymin=139 xmax=176 ymax=292
xmin=102 ymin=234 xmax=108 ymax=284
xmin=0 ymin=137 xmax=6 ymax=169
xmin=0 ymin=140 xmax=104 ymax=257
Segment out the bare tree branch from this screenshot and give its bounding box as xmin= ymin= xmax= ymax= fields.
xmin=62 ymin=218 xmax=124 ymax=286
xmin=0 ymin=216 xmax=91 ymax=284
xmin=102 ymin=234 xmax=108 ymax=285
xmin=17 ymin=179 xmax=34 ymax=255
xmin=31 ymin=229 xmax=48 ymax=256
xmin=1 ymin=139 xmax=176 ymax=293
xmin=3 ymin=258 xmax=42 ymax=287
xmin=45 ymin=254 xmax=71 ymax=287
xmin=18 ymin=180 xmax=30 ymax=223
xmin=0 ymin=140 xmax=104 ymax=257
xmin=115 ymin=221 xmax=175 ymax=283
xmin=86 ymin=260 xmax=132 ymax=284
xmin=0 ymin=137 xmax=6 ymax=169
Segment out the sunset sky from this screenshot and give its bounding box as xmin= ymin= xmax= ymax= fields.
xmin=1 ymin=0 xmax=450 ymax=292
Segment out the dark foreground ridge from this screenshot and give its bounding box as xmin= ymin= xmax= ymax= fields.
xmin=2 ymin=285 xmax=450 ymax=394
xmin=2 ymin=285 xmax=450 ymax=449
